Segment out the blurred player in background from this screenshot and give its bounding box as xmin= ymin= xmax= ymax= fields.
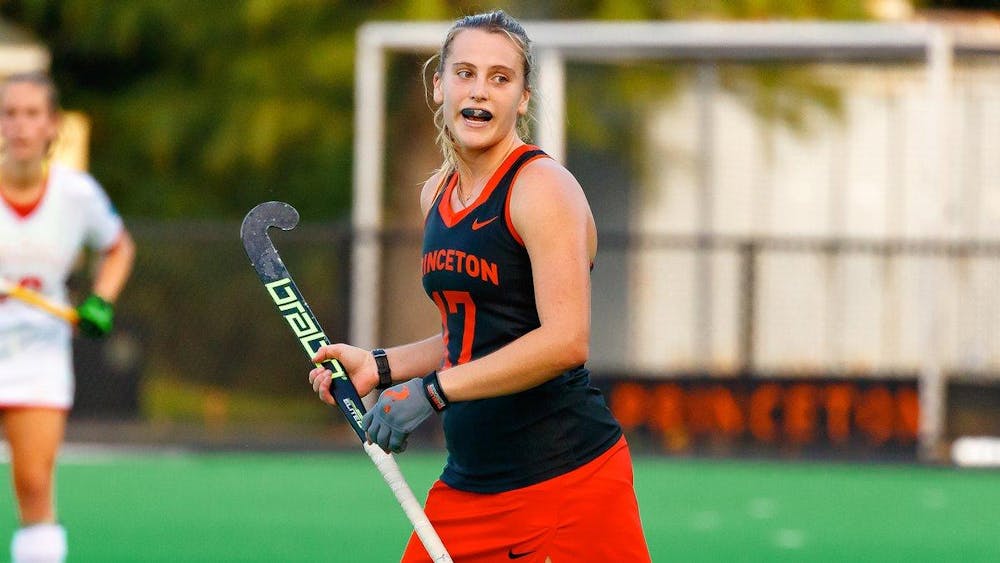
xmin=309 ymin=10 xmax=650 ymax=562
xmin=0 ymin=72 xmax=135 ymax=563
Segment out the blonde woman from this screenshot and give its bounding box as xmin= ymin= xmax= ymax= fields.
xmin=0 ymin=72 xmax=134 ymax=562
xmin=309 ymin=11 xmax=650 ymax=562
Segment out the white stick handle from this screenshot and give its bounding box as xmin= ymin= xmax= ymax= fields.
xmin=364 ymin=442 xmax=453 ymax=562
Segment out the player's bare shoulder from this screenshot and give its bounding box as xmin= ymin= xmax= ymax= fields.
xmin=510 ymin=157 xmax=591 ymax=220
xmin=512 ymin=157 xmax=585 ymax=206
xmin=510 ymin=156 xmax=597 ymax=257
xmin=420 ymin=168 xmax=450 ymax=218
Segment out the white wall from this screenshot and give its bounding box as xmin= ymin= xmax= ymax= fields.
xmin=631 ymin=62 xmax=1000 ymax=376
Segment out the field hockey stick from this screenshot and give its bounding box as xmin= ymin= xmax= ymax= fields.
xmin=240 ymin=201 xmax=452 ymax=563
xmin=0 ymin=277 xmax=79 ymax=325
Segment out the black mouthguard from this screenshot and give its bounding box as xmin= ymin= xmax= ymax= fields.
xmin=461 ymin=108 xmax=492 ymax=119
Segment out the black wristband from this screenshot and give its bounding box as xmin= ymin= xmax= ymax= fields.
xmin=422 ymin=371 xmax=450 ymax=412
xmin=372 ymin=348 xmax=392 ymax=390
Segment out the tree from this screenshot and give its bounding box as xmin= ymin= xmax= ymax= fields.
xmin=2 ymin=0 xmax=877 ymax=220
xmin=1 ymin=1 xmax=456 ymax=220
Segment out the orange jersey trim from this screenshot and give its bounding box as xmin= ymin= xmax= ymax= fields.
xmin=0 ymin=168 xmax=50 ymax=219
xmin=437 ymin=144 xmax=539 ymax=228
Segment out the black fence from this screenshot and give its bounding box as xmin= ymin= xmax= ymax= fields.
xmin=69 ymin=220 xmax=1000 ymax=456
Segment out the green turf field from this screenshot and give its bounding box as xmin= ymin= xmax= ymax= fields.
xmin=2 ymin=450 xmax=1000 ymax=562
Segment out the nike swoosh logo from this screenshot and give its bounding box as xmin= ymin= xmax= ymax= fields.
xmin=508 ymin=548 xmax=535 ymax=559
xmin=472 ymin=216 xmax=498 ymax=230
xmin=383 ymin=387 xmax=410 ymax=401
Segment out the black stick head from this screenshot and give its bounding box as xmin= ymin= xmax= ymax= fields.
xmin=241 ymin=201 xmax=300 ymax=283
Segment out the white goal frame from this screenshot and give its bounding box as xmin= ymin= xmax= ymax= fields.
xmin=352 ymin=21 xmax=1000 ymax=460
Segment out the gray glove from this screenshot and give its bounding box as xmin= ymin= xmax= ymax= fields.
xmin=362 ymin=378 xmax=434 ymax=453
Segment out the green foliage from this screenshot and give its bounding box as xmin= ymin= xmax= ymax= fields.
xmin=3 ymin=1 xmax=422 ymax=220
xmin=141 ymin=374 xmax=328 ymax=426
xmin=1 ymin=0 xmax=874 ymax=220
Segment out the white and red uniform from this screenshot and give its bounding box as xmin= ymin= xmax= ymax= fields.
xmin=0 ymin=163 xmax=123 ymax=409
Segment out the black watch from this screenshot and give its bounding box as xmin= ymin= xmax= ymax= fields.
xmin=372 ymin=348 xmax=392 ymax=389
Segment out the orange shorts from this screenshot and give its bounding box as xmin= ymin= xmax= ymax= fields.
xmin=400 ymin=436 xmax=650 ymax=563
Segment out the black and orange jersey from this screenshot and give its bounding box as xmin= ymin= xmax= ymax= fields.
xmin=421 ymin=144 xmax=622 ymax=493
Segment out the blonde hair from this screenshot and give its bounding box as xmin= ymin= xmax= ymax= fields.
xmin=424 ymin=10 xmax=534 ymax=177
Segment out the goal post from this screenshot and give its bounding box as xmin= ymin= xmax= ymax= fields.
xmin=352 ymin=20 xmax=1000 ymax=461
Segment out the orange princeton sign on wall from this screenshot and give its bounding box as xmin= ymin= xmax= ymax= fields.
xmin=604 ymin=377 xmax=919 ymax=458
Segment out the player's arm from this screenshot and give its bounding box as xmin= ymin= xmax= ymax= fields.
xmin=436 ymin=158 xmax=597 ymax=401
xmin=76 ymin=229 xmax=135 ymax=338
xmin=310 ymin=335 xmax=446 ymax=400
xmin=92 ymin=229 xmax=136 ymax=303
